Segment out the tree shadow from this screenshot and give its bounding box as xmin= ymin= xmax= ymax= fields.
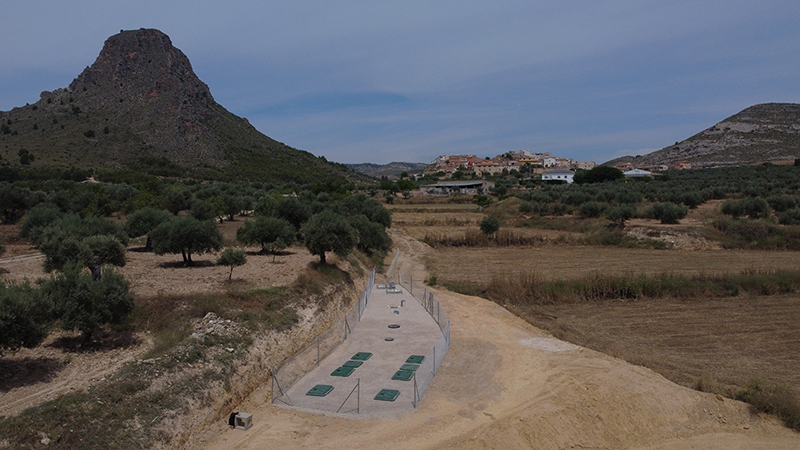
xmin=157 ymin=259 xmax=216 ymax=269
xmin=48 ymin=329 xmax=141 ymax=353
xmin=128 ymin=246 xmax=151 ymax=253
xmin=0 ymin=357 xmax=66 ymax=392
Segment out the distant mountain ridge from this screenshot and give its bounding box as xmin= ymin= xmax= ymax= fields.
xmin=605 ymin=103 xmax=800 ymax=167
xmin=345 ymin=161 xmax=427 ymax=179
xmin=0 ymin=28 xmax=367 ymax=184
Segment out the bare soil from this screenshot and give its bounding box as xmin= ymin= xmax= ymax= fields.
xmin=512 ymin=295 xmax=800 ymax=390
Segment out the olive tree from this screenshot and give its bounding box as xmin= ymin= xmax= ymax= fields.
xmin=303 ymin=210 xmax=356 ymax=264
xmin=216 ymin=248 xmax=247 ymax=280
xmin=124 ymin=207 xmax=170 ymax=251
xmin=150 ymin=216 xmax=223 ymax=265
xmin=0 ymin=281 xmax=52 ymax=354
xmin=236 ymin=216 xmax=295 ymax=257
xmin=40 ymin=264 xmax=133 ymax=343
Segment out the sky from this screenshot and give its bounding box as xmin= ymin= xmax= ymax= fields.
xmin=2 ymin=1 xmax=800 ymax=165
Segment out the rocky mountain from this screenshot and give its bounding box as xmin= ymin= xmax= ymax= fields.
xmin=0 ymin=28 xmax=367 ymax=184
xmin=345 ymin=161 xmax=427 ymax=179
xmin=605 ymin=103 xmax=800 ymax=167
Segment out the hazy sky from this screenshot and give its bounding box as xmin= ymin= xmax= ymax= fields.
xmin=2 ymin=1 xmax=799 ymax=164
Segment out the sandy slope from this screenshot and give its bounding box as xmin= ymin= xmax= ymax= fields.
xmin=202 ymin=231 xmax=799 ymax=449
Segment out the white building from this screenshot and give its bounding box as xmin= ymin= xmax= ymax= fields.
xmin=541 ymin=169 xmax=574 ymax=184
xmin=623 ymin=169 xmax=653 ymax=178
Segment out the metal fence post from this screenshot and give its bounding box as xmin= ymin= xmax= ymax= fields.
xmin=433 ymin=345 xmax=437 ymax=375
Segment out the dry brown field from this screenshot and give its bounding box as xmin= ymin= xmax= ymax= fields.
xmin=425 ymin=245 xmax=800 ymax=284
xmin=511 ymin=294 xmax=800 ymax=391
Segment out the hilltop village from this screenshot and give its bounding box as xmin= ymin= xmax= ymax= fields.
xmin=423 ymin=150 xmax=597 ymax=177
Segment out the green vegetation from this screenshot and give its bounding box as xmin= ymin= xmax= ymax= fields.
xmin=40 ymin=264 xmax=133 ymax=342
xmin=0 ymin=280 xmax=52 ymax=354
xmin=216 ymin=248 xmax=247 ymax=280
xmin=479 ymin=216 xmax=500 ymax=235
xmin=303 ymin=210 xmax=357 ymax=264
xmin=150 ymin=216 xmax=223 ymax=265
xmin=236 ymin=216 xmax=295 ymax=255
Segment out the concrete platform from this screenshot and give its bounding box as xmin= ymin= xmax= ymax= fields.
xmin=279 ymin=283 xmax=443 ymax=416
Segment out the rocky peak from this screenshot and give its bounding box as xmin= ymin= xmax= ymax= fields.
xmin=69 ymin=28 xmax=212 ymax=107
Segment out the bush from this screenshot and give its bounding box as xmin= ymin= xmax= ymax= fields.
xmin=768 ymin=195 xmax=798 ymax=213
xmin=579 ymin=201 xmax=606 ymax=218
xmin=479 ymin=216 xmax=500 ymax=235
xmin=779 ymin=208 xmax=800 ymax=225
xmin=736 ymin=379 xmax=800 ymax=431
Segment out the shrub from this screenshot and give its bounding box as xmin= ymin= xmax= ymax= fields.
xmin=779 ymin=208 xmax=800 ymax=225
xmin=479 ymin=216 xmax=500 ymax=235
xmin=645 ymin=202 xmax=688 ymax=224
xmin=736 ymin=379 xmax=800 ymax=431
xmin=768 ymin=195 xmax=798 ymax=213
xmin=579 ymin=201 xmax=606 ymax=218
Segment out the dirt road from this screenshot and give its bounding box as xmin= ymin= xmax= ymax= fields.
xmin=202 ymin=230 xmax=799 ymax=449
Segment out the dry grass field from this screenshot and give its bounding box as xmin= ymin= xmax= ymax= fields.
xmin=392 ymin=198 xmax=800 ymax=417
xmin=425 ymin=245 xmax=800 ymax=284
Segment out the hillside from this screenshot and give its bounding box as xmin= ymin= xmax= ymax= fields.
xmin=345 ymin=161 xmax=427 ymax=179
xmin=605 ymin=103 xmax=800 ymax=167
xmin=0 ymin=28 xmax=368 ymax=184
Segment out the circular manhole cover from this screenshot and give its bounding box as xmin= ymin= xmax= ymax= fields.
xmin=388 ymin=324 xmax=400 ymax=329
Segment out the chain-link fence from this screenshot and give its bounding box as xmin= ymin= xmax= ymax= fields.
xmin=394 ymin=267 xmax=450 ymax=407
xmin=271 ymin=267 xmax=375 ymax=406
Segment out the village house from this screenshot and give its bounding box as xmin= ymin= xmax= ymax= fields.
xmin=541 ymin=169 xmax=575 ymax=184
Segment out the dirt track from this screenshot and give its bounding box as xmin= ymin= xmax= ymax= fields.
xmin=202 ymin=230 xmax=800 ymax=449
